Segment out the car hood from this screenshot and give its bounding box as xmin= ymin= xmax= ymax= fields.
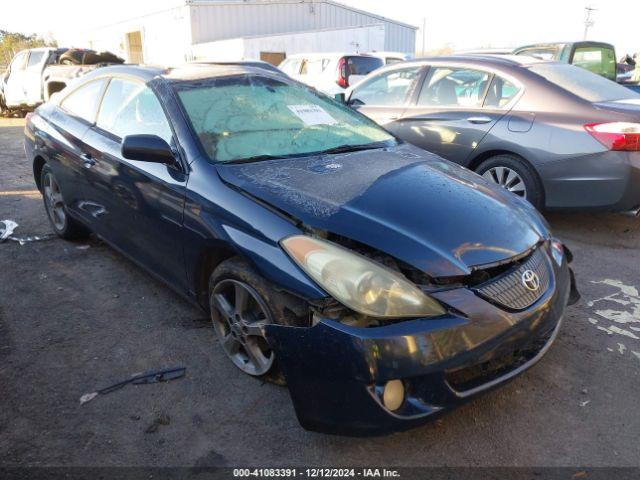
xmin=216 ymin=144 xmax=548 ymax=277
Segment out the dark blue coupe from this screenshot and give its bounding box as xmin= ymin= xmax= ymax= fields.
xmin=24 ymin=64 xmax=577 ymax=436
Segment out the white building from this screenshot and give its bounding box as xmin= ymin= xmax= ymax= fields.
xmin=68 ymin=0 xmax=417 ymax=65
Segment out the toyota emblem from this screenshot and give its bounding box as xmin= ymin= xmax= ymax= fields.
xmin=521 ymin=270 xmax=540 ymax=291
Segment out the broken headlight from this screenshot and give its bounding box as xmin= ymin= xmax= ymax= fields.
xmin=281 ymin=235 xmax=445 ymax=319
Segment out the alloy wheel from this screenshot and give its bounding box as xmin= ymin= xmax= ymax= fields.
xmin=210 ymin=279 xmax=274 ymax=376
xmin=482 ymin=166 xmax=527 ymax=198
xmin=43 ymin=172 xmax=67 ymax=231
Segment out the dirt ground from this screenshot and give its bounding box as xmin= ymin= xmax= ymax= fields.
xmin=1 ymin=117 xmax=639 ymax=467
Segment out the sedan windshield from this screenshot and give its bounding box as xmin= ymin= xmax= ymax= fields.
xmin=529 ymin=63 xmax=640 ymax=103
xmin=173 ymin=74 xmax=396 ymax=162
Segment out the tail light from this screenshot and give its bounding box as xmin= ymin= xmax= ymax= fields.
xmin=336 ymin=57 xmax=348 ymax=88
xmin=25 ymin=112 xmax=34 ymax=123
xmin=585 ymin=122 xmax=640 ymax=151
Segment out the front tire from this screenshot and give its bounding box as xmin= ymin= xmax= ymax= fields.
xmin=208 ymin=258 xmax=303 ymax=384
xmin=475 ymin=154 xmax=544 ymax=209
xmin=41 ymin=164 xmax=89 ymax=239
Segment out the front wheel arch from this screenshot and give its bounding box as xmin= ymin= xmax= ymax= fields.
xmin=33 ymin=155 xmax=47 ymax=191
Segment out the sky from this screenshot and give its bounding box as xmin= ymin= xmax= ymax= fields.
xmin=2 ymin=0 xmax=639 ymax=56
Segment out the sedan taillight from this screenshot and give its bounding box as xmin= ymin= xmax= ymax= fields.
xmin=585 ymin=122 xmax=640 ymax=151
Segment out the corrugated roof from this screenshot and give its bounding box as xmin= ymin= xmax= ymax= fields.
xmin=187 ymin=0 xmax=418 ymax=30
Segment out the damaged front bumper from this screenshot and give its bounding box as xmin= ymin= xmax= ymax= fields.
xmin=265 ymin=256 xmax=573 ymax=436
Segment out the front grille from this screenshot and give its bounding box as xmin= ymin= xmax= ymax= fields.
xmin=474 ymin=247 xmax=550 ymax=310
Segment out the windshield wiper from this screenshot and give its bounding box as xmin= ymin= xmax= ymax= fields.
xmin=223 ymin=141 xmax=394 ymax=164
xmin=317 ymin=141 xmax=393 ymax=155
xmin=224 ymin=154 xmax=288 ymax=164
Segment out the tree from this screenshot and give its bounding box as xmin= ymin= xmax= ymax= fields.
xmin=0 ymin=30 xmax=58 ymax=67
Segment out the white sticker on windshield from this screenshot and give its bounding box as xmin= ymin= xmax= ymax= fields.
xmin=287 ymin=104 xmax=337 ymax=126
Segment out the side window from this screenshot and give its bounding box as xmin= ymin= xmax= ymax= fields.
xmin=60 ymin=79 xmax=108 ymax=123
xmin=350 ymin=66 xmax=422 ymax=106
xmin=97 ymin=78 xmax=172 ymax=143
xmin=300 ymin=59 xmax=326 ymax=76
xmin=27 ymin=51 xmax=45 ymax=68
xmin=417 ymin=67 xmax=490 ymax=108
xmin=10 ymin=51 xmax=28 ymax=72
xmin=484 ymin=77 xmax=521 ymax=108
xmin=280 ymin=58 xmax=302 ymax=75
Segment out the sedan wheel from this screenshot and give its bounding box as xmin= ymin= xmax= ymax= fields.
xmin=43 ymin=171 xmax=67 ymax=231
xmin=482 ymin=166 xmax=527 ymax=198
xmin=210 ymin=279 xmax=274 ymax=376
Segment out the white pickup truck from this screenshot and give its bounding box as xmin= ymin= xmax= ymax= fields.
xmin=0 ymin=47 xmax=123 ymax=116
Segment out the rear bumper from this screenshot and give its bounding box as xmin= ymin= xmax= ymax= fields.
xmin=265 ymin=253 xmax=572 ymax=436
xmin=541 ymin=151 xmax=640 ymax=211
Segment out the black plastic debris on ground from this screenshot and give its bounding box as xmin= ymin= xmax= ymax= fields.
xmin=80 ymin=366 xmax=186 ymax=404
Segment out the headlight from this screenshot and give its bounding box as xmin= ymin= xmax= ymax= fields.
xmin=281 ymin=235 xmax=446 ymax=318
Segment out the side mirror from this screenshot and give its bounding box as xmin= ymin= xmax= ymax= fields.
xmin=334 ymin=92 xmax=346 ymax=103
xmin=122 ymin=134 xmax=176 ymax=165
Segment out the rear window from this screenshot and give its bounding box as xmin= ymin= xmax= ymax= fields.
xmin=572 ymin=46 xmax=616 ymax=80
xmin=346 ymin=56 xmax=384 ymax=75
xmin=529 ymin=64 xmax=640 ymax=103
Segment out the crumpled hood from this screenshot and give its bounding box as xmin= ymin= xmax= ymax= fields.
xmin=216 ymin=144 xmax=548 ymax=277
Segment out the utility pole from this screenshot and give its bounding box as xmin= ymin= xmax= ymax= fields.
xmin=583 ymin=6 xmax=596 ymax=40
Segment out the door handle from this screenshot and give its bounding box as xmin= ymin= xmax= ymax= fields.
xmin=466 ymin=116 xmax=493 ymax=124
xmin=81 ymin=154 xmax=96 ymax=168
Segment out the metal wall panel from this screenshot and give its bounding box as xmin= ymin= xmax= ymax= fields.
xmin=188 ymin=0 xmax=416 ymax=54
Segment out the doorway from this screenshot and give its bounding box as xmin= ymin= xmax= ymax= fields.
xmin=126 ymin=31 xmax=144 ymax=64
xmin=260 ymin=52 xmax=286 ymax=66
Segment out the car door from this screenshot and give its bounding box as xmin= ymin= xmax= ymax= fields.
xmin=45 ymin=78 xmax=109 ymax=221
xmin=4 ymin=51 xmax=28 ymax=106
xmin=24 ymin=50 xmax=47 ymax=105
xmin=398 ymin=66 xmax=509 ymax=165
xmin=348 ymin=65 xmax=424 ymax=136
xmin=81 ymin=77 xmax=188 ymax=289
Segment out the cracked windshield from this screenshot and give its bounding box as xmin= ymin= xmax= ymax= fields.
xmin=174 ymin=75 xmax=395 ymax=162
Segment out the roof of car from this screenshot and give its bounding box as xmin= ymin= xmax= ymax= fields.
xmin=514 ymin=41 xmax=615 ymax=50
xmin=283 ymin=52 xmax=379 ymax=60
xmin=410 ymin=54 xmax=549 ymax=67
xmin=84 ymin=62 xmax=286 ymax=83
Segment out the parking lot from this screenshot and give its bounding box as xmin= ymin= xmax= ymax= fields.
xmin=1 ymin=116 xmax=639 ymax=467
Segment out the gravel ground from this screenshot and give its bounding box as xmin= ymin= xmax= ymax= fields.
xmin=1 ymin=117 xmax=639 ymax=468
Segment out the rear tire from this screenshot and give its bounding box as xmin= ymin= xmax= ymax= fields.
xmin=475 ymin=154 xmax=544 ymax=209
xmin=40 ymin=164 xmax=90 ymax=240
xmin=208 ymin=257 xmax=304 ymax=385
